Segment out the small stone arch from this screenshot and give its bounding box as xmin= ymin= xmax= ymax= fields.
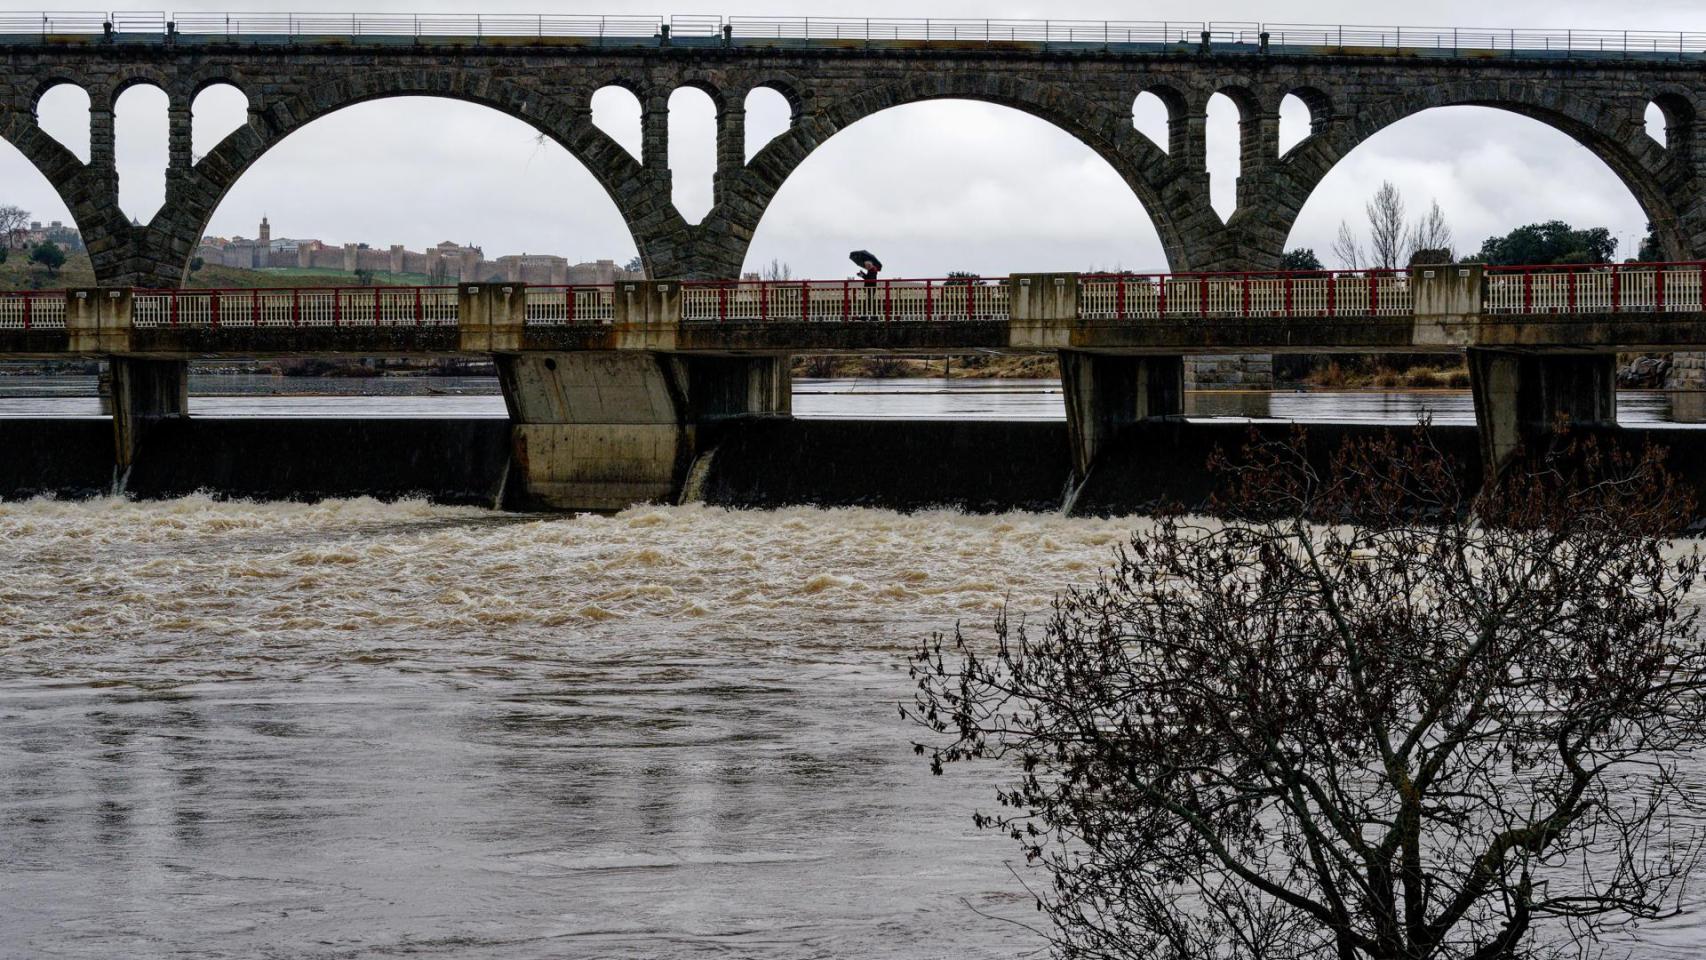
xmin=670 ymin=76 xmax=728 ymax=115
xmin=1279 ymin=85 xmax=1333 ymax=158
xmin=748 ymin=78 xmax=807 ymax=122
xmin=1648 ymin=90 xmax=1697 ymax=154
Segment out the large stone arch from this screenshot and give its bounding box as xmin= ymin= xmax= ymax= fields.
xmin=704 ymin=72 xmax=1203 ymax=271
xmin=122 ymin=71 xmax=670 ymax=286
xmin=1273 ymin=80 xmax=1694 ymax=263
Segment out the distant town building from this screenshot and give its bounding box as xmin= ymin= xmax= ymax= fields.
xmin=19 ymin=220 xmax=83 ymax=252
xmin=196 ymin=217 xmax=631 ymax=284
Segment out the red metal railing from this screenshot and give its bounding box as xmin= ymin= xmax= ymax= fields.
xmin=0 ymin=290 xmax=67 ymax=330
xmin=1079 ymin=269 xmax=1411 ymax=320
xmin=680 ymin=277 xmax=1009 ymax=323
xmin=130 ymin=286 xmax=459 ymax=327
xmin=1485 ymin=261 xmax=1706 ymax=315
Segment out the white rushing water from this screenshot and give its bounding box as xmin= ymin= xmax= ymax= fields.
xmin=0 ymin=497 xmax=1147 ymax=959
xmin=3 ymin=497 xmax=1705 ymax=958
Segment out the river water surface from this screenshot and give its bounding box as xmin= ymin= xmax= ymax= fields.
xmin=6 ymin=379 xmax=1706 ymax=957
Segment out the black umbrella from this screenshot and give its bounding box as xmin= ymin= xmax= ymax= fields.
xmin=848 ymin=250 xmax=883 ymax=271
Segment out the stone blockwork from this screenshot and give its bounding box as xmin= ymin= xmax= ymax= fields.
xmin=1 ymin=37 xmax=1702 ymax=290
xmin=1186 ymin=354 xmax=1274 ymax=389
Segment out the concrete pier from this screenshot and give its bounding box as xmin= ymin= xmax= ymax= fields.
xmin=1059 ymin=352 xmax=1184 ymax=480
xmin=497 ymin=347 xmax=790 ymax=511
xmin=1467 ymin=351 xmax=1619 ymax=472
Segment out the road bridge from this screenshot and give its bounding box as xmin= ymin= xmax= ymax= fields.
xmin=0 ymin=262 xmax=1694 ymax=509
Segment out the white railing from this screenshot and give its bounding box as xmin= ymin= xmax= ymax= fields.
xmin=130 ymin=287 xmax=459 ymax=327
xmin=169 ymin=13 xmax=663 ymax=40
xmin=680 ymin=279 xmax=1010 ymax=323
xmin=4 ymin=14 xmax=1700 ymax=59
xmin=0 ymin=292 xmax=68 ymax=329
xmin=1079 ymin=271 xmax=1412 ymax=320
xmin=524 ymin=285 xmax=615 ymax=324
xmin=1486 ymin=264 xmax=1706 ymax=315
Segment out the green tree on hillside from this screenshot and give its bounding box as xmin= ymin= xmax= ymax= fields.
xmin=29 ymin=242 xmax=65 ymax=275
xmin=1281 ymin=248 xmax=1323 ymax=271
xmin=1475 ymin=221 xmax=1617 ymax=265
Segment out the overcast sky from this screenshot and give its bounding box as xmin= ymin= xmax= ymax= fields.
xmin=4 ymin=0 xmax=1699 ymax=278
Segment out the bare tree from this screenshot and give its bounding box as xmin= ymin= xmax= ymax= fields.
xmin=1408 ymin=198 xmax=1455 ymax=264
xmin=1367 ymin=180 xmax=1408 ymax=269
xmin=0 ymin=205 xmax=29 ymax=249
xmin=761 ymin=258 xmax=793 ymax=282
xmin=910 ymin=427 xmax=1706 ymax=960
xmin=1332 ymin=220 xmax=1363 ymax=271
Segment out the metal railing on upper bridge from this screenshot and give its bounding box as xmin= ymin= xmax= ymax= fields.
xmin=1 ymin=12 xmax=1703 ymax=60
xmin=10 ymin=263 xmax=1706 ymax=333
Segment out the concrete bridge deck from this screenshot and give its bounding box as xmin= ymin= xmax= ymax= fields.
xmin=6 ymin=263 xmax=1706 ymax=359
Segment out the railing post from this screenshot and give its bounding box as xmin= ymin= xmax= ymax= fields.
xmin=759 ymin=281 xmax=768 ymax=321
xmin=1567 ymin=270 xmax=1577 ymax=313
xmin=1611 ymin=266 xmax=1621 ymax=313
xmin=884 ymin=280 xmax=892 ymax=321
xmin=924 ymin=279 xmax=934 ymax=320
xmin=1327 ymin=273 xmax=1336 ymax=315
xmin=332 ymin=289 xmax=342 ymax=327
xmin=169 ymin=291 xmax=179 ymax=328
xmin=842 ymin=280 xmax=850 ymax=320
xmin=567 ymin=285 xmax=577 ymax=324
xmin=1198 ymin=275 xmax=1208 ymax=315
xmin=1241 ymin=274 xmax=1251 ymax=316
xmin=1157 ymin=276 xmax=1167 ymax=315
xmin=1658 ymin=269 xmax=1668 ymax=311
xmin=1115 ymin=275 xmax=1126 ymax=318
xmin=1523 ymin=270 xmax=1533 ymax=313
xmin=292 ymin=288 xmax=300 ymax=327
xmin=21 ymin=294 xmax=30 ymax=330
xmin=1369 ymin=273 xmax=1379 ymax=315
xmin=1284 ymin=275 xmax=1293 ymax=317
xmin=414 ymin=286 xmax=423 ymax=326
xmin=800 ymin=281 xmax=807 ymax=322
xmin=210 ymin=290 xmax=220 ymax=328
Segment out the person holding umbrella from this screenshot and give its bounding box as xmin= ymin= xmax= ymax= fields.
xmin=850 ymin=250 xmax=882 ymax=320
xmin=850 ymin=249 xmax=883 ymax=283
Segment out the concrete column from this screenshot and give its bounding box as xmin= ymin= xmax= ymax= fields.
xmin=1059 ymin=351 xmax=1184 ymax=479
xmin=111 ymin=356 xmax=188 ymax=471
xmin=496 ymin=350 xmax=790 ymax=512
xmin=457 ymin=281 xmax=526 ymax=353
xmin=66 ymin=288 xmax=132 ymax=354
xmin=1468 ymin=350 xmax=1618 ymax=474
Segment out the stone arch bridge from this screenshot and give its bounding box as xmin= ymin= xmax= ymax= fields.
xmin=1 ymin=15 xmax=1703 ymax=286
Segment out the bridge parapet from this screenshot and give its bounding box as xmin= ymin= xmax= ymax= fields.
xmin=7 ymin=263 xmax=1706 ymax=357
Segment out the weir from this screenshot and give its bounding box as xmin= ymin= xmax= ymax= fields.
xmin=2 ymin=262 xmax=1702 ymax=511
